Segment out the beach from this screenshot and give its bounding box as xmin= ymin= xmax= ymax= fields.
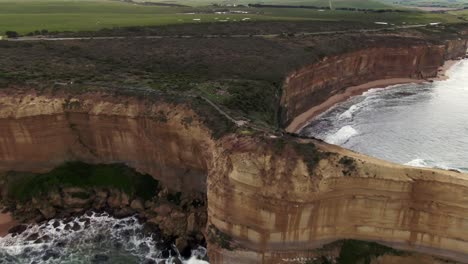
xmin=286 ymin=60 xmax=460 ymax=133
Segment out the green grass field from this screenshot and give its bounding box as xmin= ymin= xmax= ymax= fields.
xmin=138 ymin=0 xmax=393 ymax=8
xmin=0 ymin=0 xmax=465 ymax=35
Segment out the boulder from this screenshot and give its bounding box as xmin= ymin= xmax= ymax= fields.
xmin=113 ymin=207 xmax=135 ymax=218
xmin=48 ymin=191 xmax=63 ymax=207
xmin=8 ymin=224 xmax=27 ymax=236
xmin=121 ymin=192 xmax=130 ymax=207
xmin=107 ymin=191 xmax=121 ymax=208
xmin=130 ymin=199 xmax=144 ymax=211
xmin=186 ymin=213 xmax=196 ymax=233
xmin=153 ymin=203 xmax=172 ymax=217
xmin=39 ymin=205 xmax=56 ymax=220
xmin=144 ymin=200 xmax=155 ymax=209
xmin=175 ymin=237 xmax=188 ymax=253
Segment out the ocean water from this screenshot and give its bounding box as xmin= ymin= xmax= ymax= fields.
xmin=0 ymin=212 xmax=208 ymax=264
xmin=300 ymin=59 xmax=468 ymax=172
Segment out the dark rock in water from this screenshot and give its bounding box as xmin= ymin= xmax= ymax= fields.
xmin=160 ymin=250 xmax=170 ymax=259
xmin=56 ymin=241 xmax=66 ymax=248
xmin=42 ymin=250 xmax=60 ymax=261
xmin=72 ymin=222 xmax=81 ymax=231
xmin=92 ymin=254 xmax=109 ymax=263
xmin=142 ymin=222 xmax=161 ymax=237
xmin=8 ymin=224 xmax=28 ymax=236
xmin=63 ymin=217 xmax=74 ymax=224
xmin=113 ymin=223 xmax=123 ymax=229
xmin=52 ymin=220 xmax=60 ymax=228
xmin=64 ymin=223 xmax=72 ymax=231
xmin=41 ymin=235 xmax=51 ymax=242
xmin=143 ymin=259 xmax=157 ymax=264
xmin=84 ymin=218 xmax=91 ymax=228
xmin=26 ymin=233 xmax=39 ymax=241
xmin=138 ymin=243 xmax=150 ymax=253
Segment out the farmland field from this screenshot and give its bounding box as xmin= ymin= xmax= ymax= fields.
xmin=0 ymin=0 xmax=465 ymax=35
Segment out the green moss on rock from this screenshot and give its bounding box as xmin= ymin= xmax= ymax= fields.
xmin=4 ymin=162 xmax=159 ymax=202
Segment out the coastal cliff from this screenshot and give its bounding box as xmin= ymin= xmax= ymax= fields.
xmin=208 ymin=138 xmax=468 ymax=263
xmin=281 ymin=39 xmax=468 ymax=131
xmin=1 ymin=28 xmax=468 ymax=263
xmin=0 ymin=89 xmax=468 ymax=263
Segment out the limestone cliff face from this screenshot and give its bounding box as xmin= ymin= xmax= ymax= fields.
xmin=280 ymin=40 xmax=468 ymax=127
xmin=1 ymin=90 xmax=468 ymax=263
xmin=0 ymin=90 xmax=215 ymax=192
xmin=207 ymin=139 xmax=468 ymax=263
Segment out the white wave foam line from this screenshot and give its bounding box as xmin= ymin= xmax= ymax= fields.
xmin=187 ymin=256 xmax=210 ymax=264
xmin=405 ymin=159 xmax=462 ymax=172
xmin=405 ymin=158 xmax=428 ymax=168
xmin=325 ymin=125 xmax=358 ymax=145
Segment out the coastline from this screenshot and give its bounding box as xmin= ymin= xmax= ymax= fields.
xmin=285 ymin=59 xmax=460 ymax=133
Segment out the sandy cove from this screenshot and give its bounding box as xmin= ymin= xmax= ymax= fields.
xmin=285 ymin=60 xmax=459 ymax=133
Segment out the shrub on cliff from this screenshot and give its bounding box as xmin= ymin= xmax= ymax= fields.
xmin=337 ymin=240 xmax=403 ymax=264
xmin=291 ymin=141 xmax=330 ymax=173
xmin=5 ymin=31 xmax=18 ymax=38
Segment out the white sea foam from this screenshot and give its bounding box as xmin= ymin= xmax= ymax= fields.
xmin=187 ymin=256 xmax=210 ymax=264
xmin=0 ymin=212 xmax=209 ymax=264
xmin=325 ymin=126 xmax=358 ymax=145
xmin=404 ymin=158 xmax=428 ymax=168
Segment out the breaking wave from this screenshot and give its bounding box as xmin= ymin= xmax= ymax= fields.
xmin=324 ymin=125 xmax=358 ymax=145
xmin=0 ymin=212 xmax=208 ymax=264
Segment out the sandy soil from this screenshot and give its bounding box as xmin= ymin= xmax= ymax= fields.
xmin=0 ymin=212 xmax=17 ymax=237
xmin=286 ymin=60 xmax=459 ymax=133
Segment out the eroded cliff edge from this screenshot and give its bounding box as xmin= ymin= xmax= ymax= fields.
xmin=1 ymin=27 xmax=468 ymax=264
